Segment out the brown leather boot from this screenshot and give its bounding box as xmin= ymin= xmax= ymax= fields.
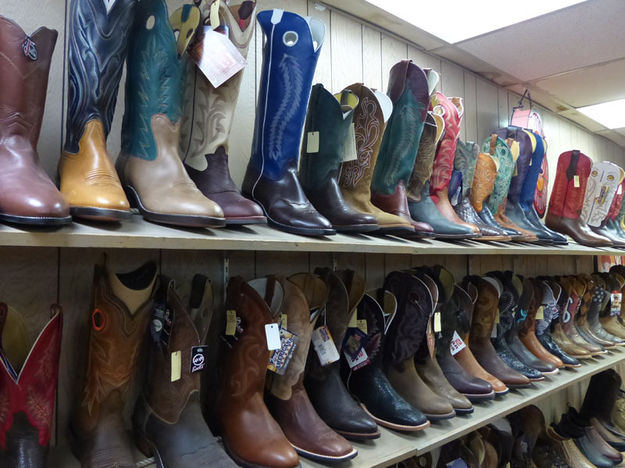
xmin=466 ymin=276 xmax=531 ymax=388
xmin=0 ymin=16 xmax=70 ymax=226
xmin=133 ymin=278 xmax=235 ymax=467
xmin=216 ymin=277 xmax=299 ymax=468
xmin=181 ymin=1 xmax=266 ymax=226
xmin=267 ymin=275 xmax=357 ymax=463
xmin=71 ymin=259 xmax=157 ymax=468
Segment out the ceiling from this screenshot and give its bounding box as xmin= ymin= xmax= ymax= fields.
xmin=322 ymin=0 xmax=625 ymax=147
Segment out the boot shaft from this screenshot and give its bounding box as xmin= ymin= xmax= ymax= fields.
xmin=430 ymin=93 xmax=463 ymax=196
xmin=496 ymin=127 xmax=533 ymax=204
xmin=470 ymin=152 xmax=497 ymax=212
xmin=248 ymin=9 xmax=324 ymax=180
xmin=299 ymin=85 xmax=357 ymax=191
xmin=64 ymin=0 xmax=137 ymax=153
xmin=580 ymin=161 xmax=622 ymax=227
xmin=0 ymin=17 xmax=57 ymax=148
xmin=483 ymin=135 xmax=515 ymax=214
xmin=534 ymin=156 xmax=549 ymax=218
xmin=549 ymin=150 xmax=592 ymax=219
xmin=519 ymin=131 xmax=546 ymax=210
xmin=455 ymin=140 xmax=479 ymax=199
xmin=406 ymin=112 xmax=442 ymax=201
xmin=607 ymin=179 xmax=625 ymax=221
xmin=469 ymin=276 xmax=501 ymax=340
xmin=371 ymin=60 xmax=429 ymax=195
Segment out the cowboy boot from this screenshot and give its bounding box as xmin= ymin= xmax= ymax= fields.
xmin=600 ymin=272 xmax=625 ymax=339
xmin=479 ymin=135 xmax=530 ymax=240
xmin=115 ymin=0 xmax=225 ymax=228
xmin=545 ymin=151 xmax=612 ymax=246
xmin=132 ymin=278 xmax=234 ymax=467
xmin=454 ymin=140 xmax=510 ymax=240
xmin=71 ymin=259 xmax=157 ymax=468
xmin=550 ymin=279 xmax=593 ymax=360
xmin=304 ymin=269 xmax=379 ymax=440
xmin=241 ymin=10 xmax=333 ymax=236
xmin=486 ymin=271 xmax=544 ymax=381
xmin=407 ymin=112 xmax=476 ymax=238
xmin=603 ymin=178 xmax=625 ymax=242
xmin=0 ymin=17 xmax=70 ymax=226
xmin=576 ymin=275 xmax=617 ymax=348
xmin=535 ymin=280 xmax=580 ymax=367
xmin=341 ymin=290 xmax=430 ymax=431
xmin=369 ymin=60 xmax=435 ymax=237
xmin=430 ymin=93 xmax=481 ymax=236
xmin=411 ymin=270 xmax=473 ymax=414
xmin=267 ymin=274 xmax=357 ymax=463
xmin=338 ymin=84 xmax=415 ymax=235
xmin=0 ymin=304 xmax=62 ymax=467
xmin=586 ymin=276 xmax=624 ymax=345
xmin=517 ymin=278 xmax=564 ymax=369
xmin=582 ymin=161 xmax=624 ymax=245
xmin=217 ymin=276 xmax=299 ymax=468
xmin=180 ymin=1 xmax=265 ymax=226
xmin=59 ymin=0 xmax=133 ymax=221
xmin=298 ymin=85 xmax=378 ymax=233
xmin=383 ymin=271 xmax=456 ymax=420
xmin=466 ymin=276 xmax=531 ymax=388
xmin=581 ymin=370 xmax=622 ymax=428
xmin=534 ymin=156 xmax=549 ymax=218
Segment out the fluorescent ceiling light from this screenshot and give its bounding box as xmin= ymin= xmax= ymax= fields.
xmin=364 ymin=0 xmax=587 ymax=43
xmin=577 ymin=99 xmax=625 ymax=129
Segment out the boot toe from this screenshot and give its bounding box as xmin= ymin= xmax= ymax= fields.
xmin=208 ymin=191 xmax=265 ymax=220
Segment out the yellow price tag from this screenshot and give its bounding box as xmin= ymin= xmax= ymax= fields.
xmin=225 ymin=309 xmax=237 ymax=336
xmin=171 ymin=351 xmax=182 ymax=382
xmin=357 ymin=319 xmax=368 ymax=334
xmin=433 ymin=312 xmax=442 ymax=333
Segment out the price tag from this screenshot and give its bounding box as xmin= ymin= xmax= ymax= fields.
xmin=279 ymin=314 xmax=288 ymax=330
xmin=225 ymin=309 xmax=237 ymax=336
xmin=190 ymin=346 xmax=208 ymax=373
xmin=348 ymin=311 xmax=358 ymax=328
xmin=611 ymin=292 xmax=622 ymax=316
xmin=171 ymin=351 xmax=182 ymax=382
xmin=433 ymin=312 xmax=442 ymax=333
xmin=619 ymin=185 xmax=623 ymax=195
xmin=536 ymin=306 xmax=544 ymax=320
xmin=343 ymin=124 xmax=358 ymax=162
xmin=343 ymin=327 xmax=369 ymax=369
xmin=344 ymin=346 xmax=369 ymax=370
xmin=267 ymin=327 xmax=298 ymax=374
xmin=449 ymin=330 xmax=466 ymax=356
xmin=495 ymin=309 xmax=500 ymax=324
xmin=265 ymin=323 xmax=281 ymax=351
xmin=574 ymin=175 xmax=580 ymax=188
xmin=306 ymin=131 xmax=320 ymax=153
xmin=357 ymin=319 xmax=368 ymax=334
xmin=190 ymin=27 xmax=246 ymax=88
xmin=491 ymin=323 xmax=498 ymax=338
xmin=311 ymin=325 xmax=340 ymax=366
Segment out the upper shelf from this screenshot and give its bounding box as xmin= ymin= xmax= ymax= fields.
xmin=0 ymin=214 xmax=623 ymax=255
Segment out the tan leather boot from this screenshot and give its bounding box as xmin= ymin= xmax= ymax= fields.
xmin=469 ymin=152 xmax=509 ymax=241
xmin=71 ymin=259 xmax=157 ymax=468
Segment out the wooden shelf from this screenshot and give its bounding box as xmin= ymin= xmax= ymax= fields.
xmin=0 ymin=214 xmax=623 ymax=255
xmin=302 ymin=347 xmax=625 ymax=468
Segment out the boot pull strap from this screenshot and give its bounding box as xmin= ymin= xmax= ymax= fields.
xmin=567 ymin=150 xmax=581 ymax=181
xmin=489 ymin=134 xmax=498 ymax=155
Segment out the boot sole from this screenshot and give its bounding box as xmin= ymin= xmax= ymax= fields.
xmin=251 ymin=200 xmax=336 ymax=236
xmin=434 ymin=232 xmax=482 ymax=240
xmin=0 ymin=213 xmax=72 ymax=226
xmin=70 ymin=206 xmax=132 ymax=222
xmin=423 ymin=410 xmax=457 ymax=421
xmin=225 ymin=216 xmax=267 ymax=226
xmin=374 ymin=225 xmax=416 ymax=236
xmin=463 ymin=391 xmax=496 ymax=402
xmin=334 ymin=224 xmax=380 ymax=234
xmin=453 ymin=406 xmax=475 ymax=415
xmin=334 ymin=429 xmax=381 ymax=441
xmin=359 ymin=403 xmax=430 ymax=432
xmin=125 ymin=185 xmax=226 ymax=228
xmin=291 ymin=444 xmax=358 ymax=464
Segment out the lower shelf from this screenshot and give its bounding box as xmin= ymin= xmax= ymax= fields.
xmin=50 ymin=348 xmax=625 ymax=468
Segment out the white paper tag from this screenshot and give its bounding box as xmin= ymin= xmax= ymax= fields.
xmin=306 ymin=131 xmax=320 ymax=153
xmin=343 ymin=123 xmax=358 ymax=162
xmin=311 ymin=325 xmax=340 ymax=366
xmin=611 ymin=292 xmax=622 ymax=316
xmin=619 ymin=185 xmax=623 ymax=195
xmin=449 ymin=330 xmax=467 ymax=356
xmin=265 ymin=323 xmax=281 ymax=351
xmin=574 ymin=175 xmax=580 ymax=188
xmin=190 ymin=27 xmax=246 ymax=88
xmin=491 ymin=324 xmax=498 ymax=338
xmin=171 ymin=350 xmax=181 ymax=382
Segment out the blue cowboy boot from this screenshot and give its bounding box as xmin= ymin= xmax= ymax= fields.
xmin=242 ymin=9 xmax=334 ymax=236
xmin=115 ymin=0 xmax=225 ymax=228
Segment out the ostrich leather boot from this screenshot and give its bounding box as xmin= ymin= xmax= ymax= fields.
xmin=549 ymin=279 xmax=593 ymax=359
xmin=298 ymin=85 xmax=378 ymax=233
xmin=116 ymin=0 xmax=225 ymax=228
xmin=342 ymin=291 xmax=430 ymax=431
xmin=545 ymin=151 xmax=612 ymax=246
xmin=370 ymin=60 xmax=435 ymax=237
xmin=467 ymin=276 xmax=530 ymax=388
xmin=338 ymin=84 xmax=415 ymax=235
xmin=242 ymin=10 xmax=334 ymax=236
xmin=133 ymin=278 xmax=235 ymax=467
xmin=407 ymin=112 xmax=475 ymax=238
xmin=59 ymin=0 xmax=133 ymax=221
xmin=216 ymin=276 xmax=299 ymax=468
xmin=519 ymin=279 xmax=564 ymax=369
xmin=70 ymin=260 xmax=157 ymax=468
xmin=267 ymin=274 xmax=357 ymax=464
xmin=181 ymin=1 xmax=265 ymax=225
xmin=430 ymin=93 xmax=481 ymax=236
xmin=383 ymin=271 xmax=456 ymax=420
xmin=412 ymin=270 xmax=473 ymax=414
xmin=0 ymin=304 xmax=62 ymax=468
xmin=304 ymin=269 xmax=379 ymax=440
xmin=576 ymin=275 xmax=616 ymax=348
xmin=0 ymin=17 xmax=70 ymax=225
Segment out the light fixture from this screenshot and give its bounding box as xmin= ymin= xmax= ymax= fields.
xmin=577 ymin=99 xmax=625 ymax=130
xmin=364 ymin=0 xmax=587 ymax=44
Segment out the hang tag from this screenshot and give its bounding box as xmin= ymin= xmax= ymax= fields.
xmin=267 ymin=327 xmax=298 ymax=374
xmin=348 ymin=311 xmax=358 ymax=328
xmin=491 ymin=323 xmax=498 ymax=338
xmin=433 ymin=312 xmax=442 ymax=333
xmin=619 ymin=185 xmax=623 ymax=195
xmin=495 ymin=309 xmax=500 ymax=324
xmin=279 ymin=314 xmax=288 ymax=330
xmin=344 ymin=346 xmax=369 ymax=370
xmin=171 ymin=351 xmax=182 ymax=382
xmin=342 ymin=123 xmax=358 ymax=162
xmin=574 ymin=175 xmax=580 ymax=188
xmin=343 ymin=327 xmax=367 ymax=360
xmin=449 ymin=330 xmax=467 ymax=356
xmin=191 ymin=346 xmax=208 ymax=373
xmin=306 ymin=131 xmax=320 ymax=154
xmin=265 ymin=323 xmax=281 ymax=351
xmin=536 ymin=306 xmax=544 ymax=320
xmin=190 ymin=27 xmax=246 ymax=88
xmin=225 ymin=309 xmax=237 ymax=336
xmin=611 ymin=292 xmax=622 ymax=316
xmin=209 ymin=0 xmax=220 ymax=29
xmin=311 ymin=325 xmax=340 ymax=366
xmin=357 ymin=319 xmax=368 ymax=334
